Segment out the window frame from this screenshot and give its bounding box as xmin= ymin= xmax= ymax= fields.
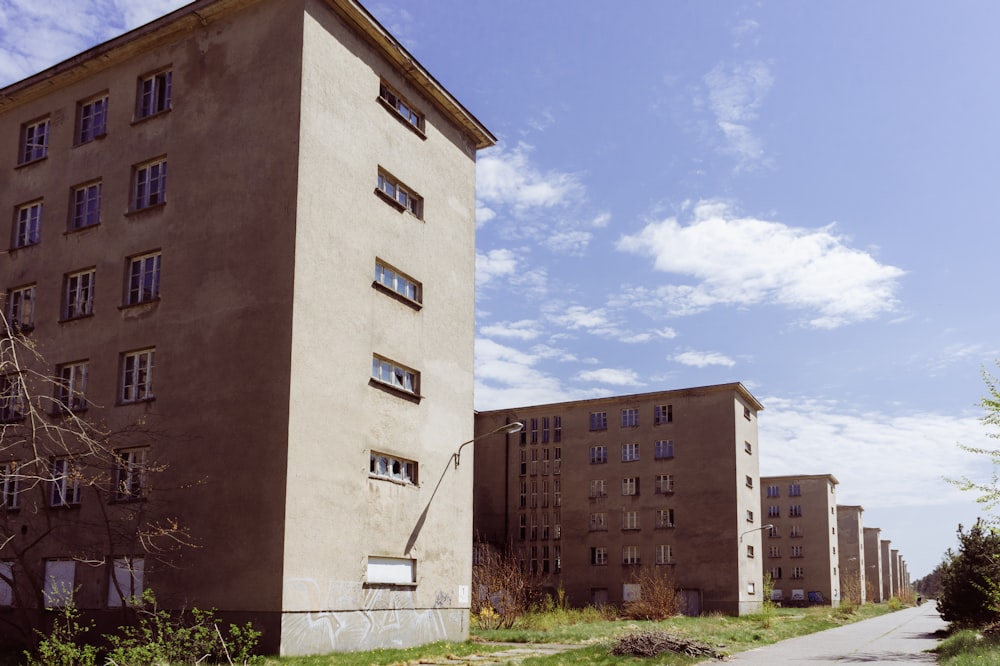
xmin=49 ymin=458 xmax=81 ymax=507
xmin=77 ymin=94 xmax=109 ymax=144
xmin=656 ymin=544 xmax=674 ymax=565
xmin=375 ymin=169 xmax=423 ymax=218
xmin=114 ymin=447 xmax=147 ymax=501
xmin=43 ymin=560 xmax=75 ymax=608
xmin=70 ymin=181 xmax=102 ymax=230
xmin=621 ymin=442 xmax=639 ymax=462
xmin=378 ymin=81 xmax=426 ymax=134
xmin=621 ymin=477 xmax=639 ymax=496
xmin=63 ymin=269 xmax=96 ymax=320
xmin=13 ymin=200 xmax=42 ymax=248
xmin=370 ymin=354 xmax=420 ymax=397
xmin=655 ymin=474 xmax=674 ymax=495
xmin=0 ymin=375 xmax=25 ymax=423
xmin=5 ymin=285 xmax=35 ymax=333
xmin=18 ymin=117 xmax=49 ymax=165
xmin=622 ymin=544 xmax=640 ymax=565
xmin=654 ymin=403 xmax=673 ymax=425
xmin=120 ymin=348 xmax=155 ymax=404
xmin=0 ymin=464 xmax=19 ymax=510
xmin=654 ymin=439 xmax=674 ymax=459
xmin=656 ymin=508 xmax=675 ymax=529
xmin=621 ymin=509 xmax=639 ymax=531
xmin=55 ymin=361 xmax=89 ymax=412
xmin=373 ymin=259 xmax=422 ymax=305
xmin=125 ymin=252 xmax=161 ymax=306
xmin=132 ymin=158 xmax=167 ymax=211
xmin=107 ymin=556 xmax=144 ymax=607
xmin=589 ymin=411 xmax=608 ymax=431
xmin=590 ymin=547 xmax=608 ymax=566
xmin=620 ymin=408 xmax=639 ymax=428
xmin=588 ymin=479 xmax=606 ymax=498
xmin=136 ymin=69 xmax=172 ymax=120
xmin=589 ymin=445 xmax=607 ymax=464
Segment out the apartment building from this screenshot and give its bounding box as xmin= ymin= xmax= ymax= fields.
xmin=863 ymin=527 xmax=883 ymax=602
xmin=473 ymin=383 xmax=765 ymax=615
xmin=836 ymin=505 xmax=865 ymax=604
xmin=0 ymin=0 xmax=493 ymax=655
xmin=760 ymin=474 xmax=840 ymax=606
xmin=881 ymin=540 xmax=895 ymax=599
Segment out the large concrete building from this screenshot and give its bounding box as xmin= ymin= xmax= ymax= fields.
xmin=863 ymin=527 xmax=884 ymax=602
xmin=0 ymin=0 xmax=493 ymax=654
xmin=473 ymin=383 xmax=766 ymax=615
xmin=836 ymin=505 xmax=865 ymax=604
xmin=760 ymin=474 xmax=840 ymax=606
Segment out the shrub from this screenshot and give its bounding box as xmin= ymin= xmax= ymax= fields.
xmin=622 ymin=566 xmax=681 ymax=621
xmin=25 ymin=602 xmax=99 ymax=666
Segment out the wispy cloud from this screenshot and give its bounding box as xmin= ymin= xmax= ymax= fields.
xmin=702 ymin=60 xmax=774 ymax=170
xmin=477 ymin=142 xmax=584 ymax=216
xmin=672 ymin=350 xmax=736 ymax=368
xmin=479 ymin=320 xmax=543 ymax=341
xmin=576 ymin=368 xmax=644 ymax=387
xmin=475 ymin=249 xmax=519 ymax=289
xmin=616 ymin=200 xmax=906 ymax=328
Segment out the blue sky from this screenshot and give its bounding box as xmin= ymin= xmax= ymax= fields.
xmin=3 ymin=0 xmax=998 ymax=578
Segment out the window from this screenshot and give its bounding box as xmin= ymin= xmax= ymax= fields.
xmin=529 ymin=449 xmax=538 ymax=476
xmin=654 ymin=403 xmax=673 ymax=424
xmin=622 ymin=545 xmax=640 ymax=565
xmin=553 ymin=478 xmax=561 ymax=507
xmin=768 ymin=525 xmax=779 ymax=537
xmin=553 ymin=511 xmax=561 ymax=539
xmin=0 ymin=464 xmax=19 ymax=510
xmin=745 ymin=441 xmax=752 ymax=454
xmin=121 ymin=349 xmax=155 ymax=403
xmin=108 ymin=557 xmax=144 ymax=607
xmin=589 ymin=411 xmax=607 ymax=431
xmin=14 ymin=201 xmax=42 ymax=248
xmin=6 ymin=285 xmax=34 ymax=333
xmin=656 ymin=544 xmax=674 ymax=565
xmin=621 ymin=442 xmax=639 ymax=462
xmin=518 ymin=482 xmax=526 ymax=508
xmin=621 ymin=408 xmax=639 ymax=427
xmin=746 ymin=475 xmax=754 ymax=488
xmin=50 ymin=458 xmax=81 ymax=507
xmin=19 ymin=118 xmax=48 ymax=164
xmin=590 ymin=446 xmax=607 ymax=464
xmin=374 ymin=259 xmax=422 ymax=303
xmin=769 ymin=567 xmax=782 ymax=580
xmin=0 ymin=376 xmax=25 ymax=423
xmin=768 ymin=546 xmax=780 ymax=558
xmin=541 ymin=417 xmax=550 ymax=443
xmin=518 ymin=513 xmax=526 ymax=540
xmin=622 ymin=477 xmax=638 ymax=496
xmin=114 ymin=448 xmax=147 ymax=500
xmin=768 ymin=505 xmax=780 ymax=518
xmin=63 ymin=269 xmax=95 ymax=319
xmin=767 ymin=485 xmax=780 ymax=498
xmin=743 ymin=406 xmax=752 ymax=420
xmin=56 ymin=361 xmax=88 ymax=411
xmin=747 ymin=581 xmax=756 ymax=595
xmin=77 ymin=95 xmax=108 ymax=143
xmin=656 ymin=508 xmax=674 ymax=528
xmin=655 ymin=474 xmax=674 ymax=494
xmin=369 ymin=451 xmax=417 ymax=486
xmin=371 ymin=355 xmax=419 ymax=396
xmin=553 ymin=447 xmax=561 ymax=475
xmin=622 ymin=510 xmax=639 ymax=530
xmin=654 ymin=439 xmax=674 ymax=459
xmin=746 ymin=545 xmax=755 ymax=558
xmin=376 ymin=170 xmax=422 ymax=217
xmin=588 ymin=479 xmax=606 ymax=498
xmin=791 ymin=567 xmax=804 ymax=579
xmin=589 ymin=512 xmax=606 ymax=531
xmin=366 ymin=556 xmax=415 ymax=585
xmin=790 ymin=525 xmax=803 ymax=538
xmin=0 ymin=561 xmax=11 ymax=606
xmin=378 ymin=81 xmax=424 ymax=131
xmin=789 ymin=505 xmax=802 ymax=517
xmin=746 ymin=509 xmax=754 ymax=523
xmin=553 ymin=416 xmax=562 ymax=442
xmin=137 ymin=70 xmax=172 ymax=118
xmin=71 ymin=182 xmax=101 ymax=230
xmin=789 ymin=545 xmax=803 ymax=558
xmin=590 ymin=547 xmax=607 ymax=566
xmin=529 ymin=418 xmax=538 ymax=444
xmin=132 ymin=158 xmax=167 ymax=210
xmin=530 ymin=481 xmax=537 ymax=508
xmin=541 ymin=448 xmax=550 ymax=475
xmin=789 ymin=483 xmax=802 ymax=496
xmin=43 ymin=560 xmax=75 ymax=607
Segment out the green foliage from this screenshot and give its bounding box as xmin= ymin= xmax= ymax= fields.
xmin=934 ymin=628 xmax=1000 ymax=665
xmin=24 ymin=602 xmax=99 ymax=666
xmin=887 ymin=596 xmax=903 ymax=610
xmin=937 ymin=521 xmax=1000 ymax=628
xmin=952 ymin=361 xmax=1000 ymax=523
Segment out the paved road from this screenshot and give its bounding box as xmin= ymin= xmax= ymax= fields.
xmin=724 ymin=603 xmax=946 ymax=664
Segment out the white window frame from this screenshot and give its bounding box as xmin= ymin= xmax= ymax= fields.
xmin=768 ymin=546 xmax=780 ymax=558
xmin=768 ymin=505 xmax=780 ymax=518
xmin=767 ymin=484 xmax=780 ymax=497
xmin=0 ymin=464 xmax=19 ymax=510
xmin=621 ymin=408 xmax=639 ymax=428
xmin=132 ymin=158 xmax=167 ymax=210
xmin=14 ymin=201 xmax=42 ymax=248
xmin=121 ymin=349 xmax=155 ymax=403
xmin=126 ymin=252 xmax=161 ymax=305
xmin=791 ymin=545 xmax=803 ymax=558
xmin=790 ymin=504 xmax=802 ymax=517
xmin=590 ymin=445 xmax=607 ymax=464
xmin=655 ymin=474 xmax=674 ymax=494
xmin=622 ymin=545 xmax=640 ymax=565
xmin=0 ymin=375 xmax=25 ymax=423
xmin=371 ymin=355 xmax=419 ymax=396
xmin=369 ymin=451 xmax=417 ymax=485
xmin=107 ymin=556 xmax=144 ymax=607
xmin=19 ymin=118 xmax=48 ymax=164
xmin=589 ymin=411 xmax=607 ymax=431
xmin=376 ymin=170 xmax=422 ymax=217
xmin=654 ymin=439 xmax=674 ymax=459
xmin=115 ymin=448 xmax=147 ymax=501
xmin=622 ymin=510 xmax=639 ymax=530
xmin=621 ymin=442 xmax=639 ymax=462
xmin=49 ymin=458 xmax=81 ymax=507
xmin=137 ymin=70 xmax=172 ymax=119
xmin=747 ymin=509 xmax=754 ymax=523
xmin=71 ymin=181 xmax=102 ymax=230
xmin=591 ymin=547 xmax=607 ymax=566
xmin=6 ymin=285 xmax=34 ymax=333
xmin=654 ymin=403 xmax=673 ymax=424
xmin=56 ymin=361 xmax=88 ymax=411
xmin=43 ymin=560 xmax=75 ymax=608
xmin=77 ymin=95 xmax=108 ymax=144
xmin=656 ymin=508 xmax=674 ymax=528
xmin=656 ymin=544 xmax=674 ymax=565
xmin=374 ymin=260 xmax=421 ymax=303
xmin=622 ymin=477 xmax=638 ymax=496
xmin=64 ymin=269 xmax=95 ymax=319
xmin=378 ymin=81 xmax=424 ymax=131
xmin=589 ymin=512 xmax=606 ymax=531
xmin=589 ymin=479 xmax=606 ymax=498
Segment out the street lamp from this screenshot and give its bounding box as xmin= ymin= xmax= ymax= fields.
xmin=740 ymin=524 xmax=775 ymax=543
xmin=453 ymin=421 xmax=524 ymax=468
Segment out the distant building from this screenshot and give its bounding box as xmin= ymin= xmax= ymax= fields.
xmin=863 ymin=527 xmax=884 ymax=602
xmin=836 ymin=505 xmax=865 ymax=604
xmin=474 ymin=383 xmax=765 ymax=615
xmin=760 ymin=474 xmax=840 ymax=606
xmin=881 ymin=540 xmax=895 ymax=599
xmin=0 ymin=0 xmax=493 ymax=654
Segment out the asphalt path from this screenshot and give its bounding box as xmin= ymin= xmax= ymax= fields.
xmin=724 ymin=603 xmax=946 ymax=664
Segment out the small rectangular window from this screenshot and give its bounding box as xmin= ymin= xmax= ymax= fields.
xmin=133 ymin=158 xmax=167 ymax=210
xmin=589 ymin=446 xmax=607 ymax=464
xmin=655 ymin=474 xmax=674 ymax=494
xmin=43 ymin=560 xmax=75 ymax=607
xmin=374 ymin=259 xmax=422 ymax=303
xmin=369 ymin=451 xmax=418 ymax=485
xmin=121 ymin=349 xmax=155 ymax=403
xmin=55 ymin=361 xmax=88 ymax=412
xmin=589 ymin=512 xmax=606 ymax=531
xmin=589 ymin=411 xmax=607 ymax=431
xmin=64 ymin=269 xmax=95 ymax=319
xmin=366 ymin=556 xmax=415 ymax=584
xmin=590 ymin=547 xmax=607 ymax=566
xmin=654 ymin=439 xmax=674 ymax=459
xmin=656 ymin=544 xmax=674 ymax=565
xmin=77 ymin=95 xmax=109 ymax=143
xmin=125 ymin=252 xmax=161 ymax=305
xmin=622 ymin=545 xmax=640 ymax=565
xmin=376 ymin=170 xmax=422 ymax=217
xmin=621 ymin=510 xmax=639 ymax=530
xmin=621 ymin=408 xmax=639 ymax=428
xmin=621 ymin=443 xmax=639 ymax=462
xmin=654 ymin=403 xmax=673 ymax=424
xmin=14 ymin=201 xmax=42 ymax=248
xmin=378 ymin=81 xmax=425 ymax=131
xmin=746 ymin=475 xmax=754 ymax=488
xmin=107 ymin=557 xmax=144 ymax=607
xmin=588 ymin=479 xmax=606 ymax=498
xmin=5 ymin=285 xmax=35 ymax=333
xmin=137 ymin=70 xmax=172 ymax=119
xmin=371 ymin=354 xmax=420 ymax=396
xmin=0 ymin=376 xmax=25 ymax=423
xmin=622 ymin=477 xmax=638 ymax=496
xmin=114 ymin=448 xmax=147 ymax=500
xmin=19 ymin=118 xmax=49 ymax=164
xmin=0 ymin=464 xmax=19 ymax=510
xmin=656 ymin=508 xmax=674 ymax=528
xmin=71 ymin=182 xmax=102 ymax=230
xmin=49 ymin=458 xmax=81 ymax=507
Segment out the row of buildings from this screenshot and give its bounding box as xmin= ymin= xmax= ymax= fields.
xmin=0 ymin=0 xmax=910 ymax=657
xmin=474 ymin=392 xmax=913 ymax=614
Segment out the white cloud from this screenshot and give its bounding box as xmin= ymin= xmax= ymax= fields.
xmin=592 ymin=212 xmax=612 ymax=228
xmin=479 ymin=320 xmax=542 ymax=341
xmin=475 ymin=249 xmax=518 ymax=288
xmin=546 ymin=230 xmax=592 ymax=256
xmin=576 ymin=368 xmax=644 ymax=387
xmin=702 ymin=60 xmax=774 ymax=170
xmin=476 ymin=142 xmax=584 ymax=214
xmin=672 ymin=350 xmax=736 ymax=368
xmin=616 ymin=200 xmax=906 ymax=328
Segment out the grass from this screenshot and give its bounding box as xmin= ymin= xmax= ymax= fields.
xmin=253 ymin=602 xmax=897 ymax=665
xmin=934 ymin=628 xmax=1000 ymax=665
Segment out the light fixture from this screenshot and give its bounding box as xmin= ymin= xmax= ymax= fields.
xmin=740 ymin=524 xmax=775 ymax=543
xmin=453 ymin=421 xmax=524 ymax=468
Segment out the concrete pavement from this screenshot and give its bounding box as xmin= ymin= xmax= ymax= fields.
xmin=723 ymin=603 xmax=947 ymax=664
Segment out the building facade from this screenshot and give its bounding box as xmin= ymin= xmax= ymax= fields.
xmin=881 ymin=540 xmax=895 ymax=600
xmin=760 ymin=474 xmax=840 ymax=606
xmin=473 ymin=383 xmax=765 ymax=615
xmin=0 ymin=0 xmax=493 ymax=655
xmin=836 ymin=505 xmax=865 ymax=604
xmin=863 ymin=527 xmax=883 ymax=602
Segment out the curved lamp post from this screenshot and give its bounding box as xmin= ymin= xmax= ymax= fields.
xmin=740 ymin=524 xmax=775 ymax=543
xmin=453 ymin=421 xmax=524 ymax=468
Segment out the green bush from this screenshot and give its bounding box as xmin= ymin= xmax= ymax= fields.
xmin=25 ymin=602 xmax=99 ymax=666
